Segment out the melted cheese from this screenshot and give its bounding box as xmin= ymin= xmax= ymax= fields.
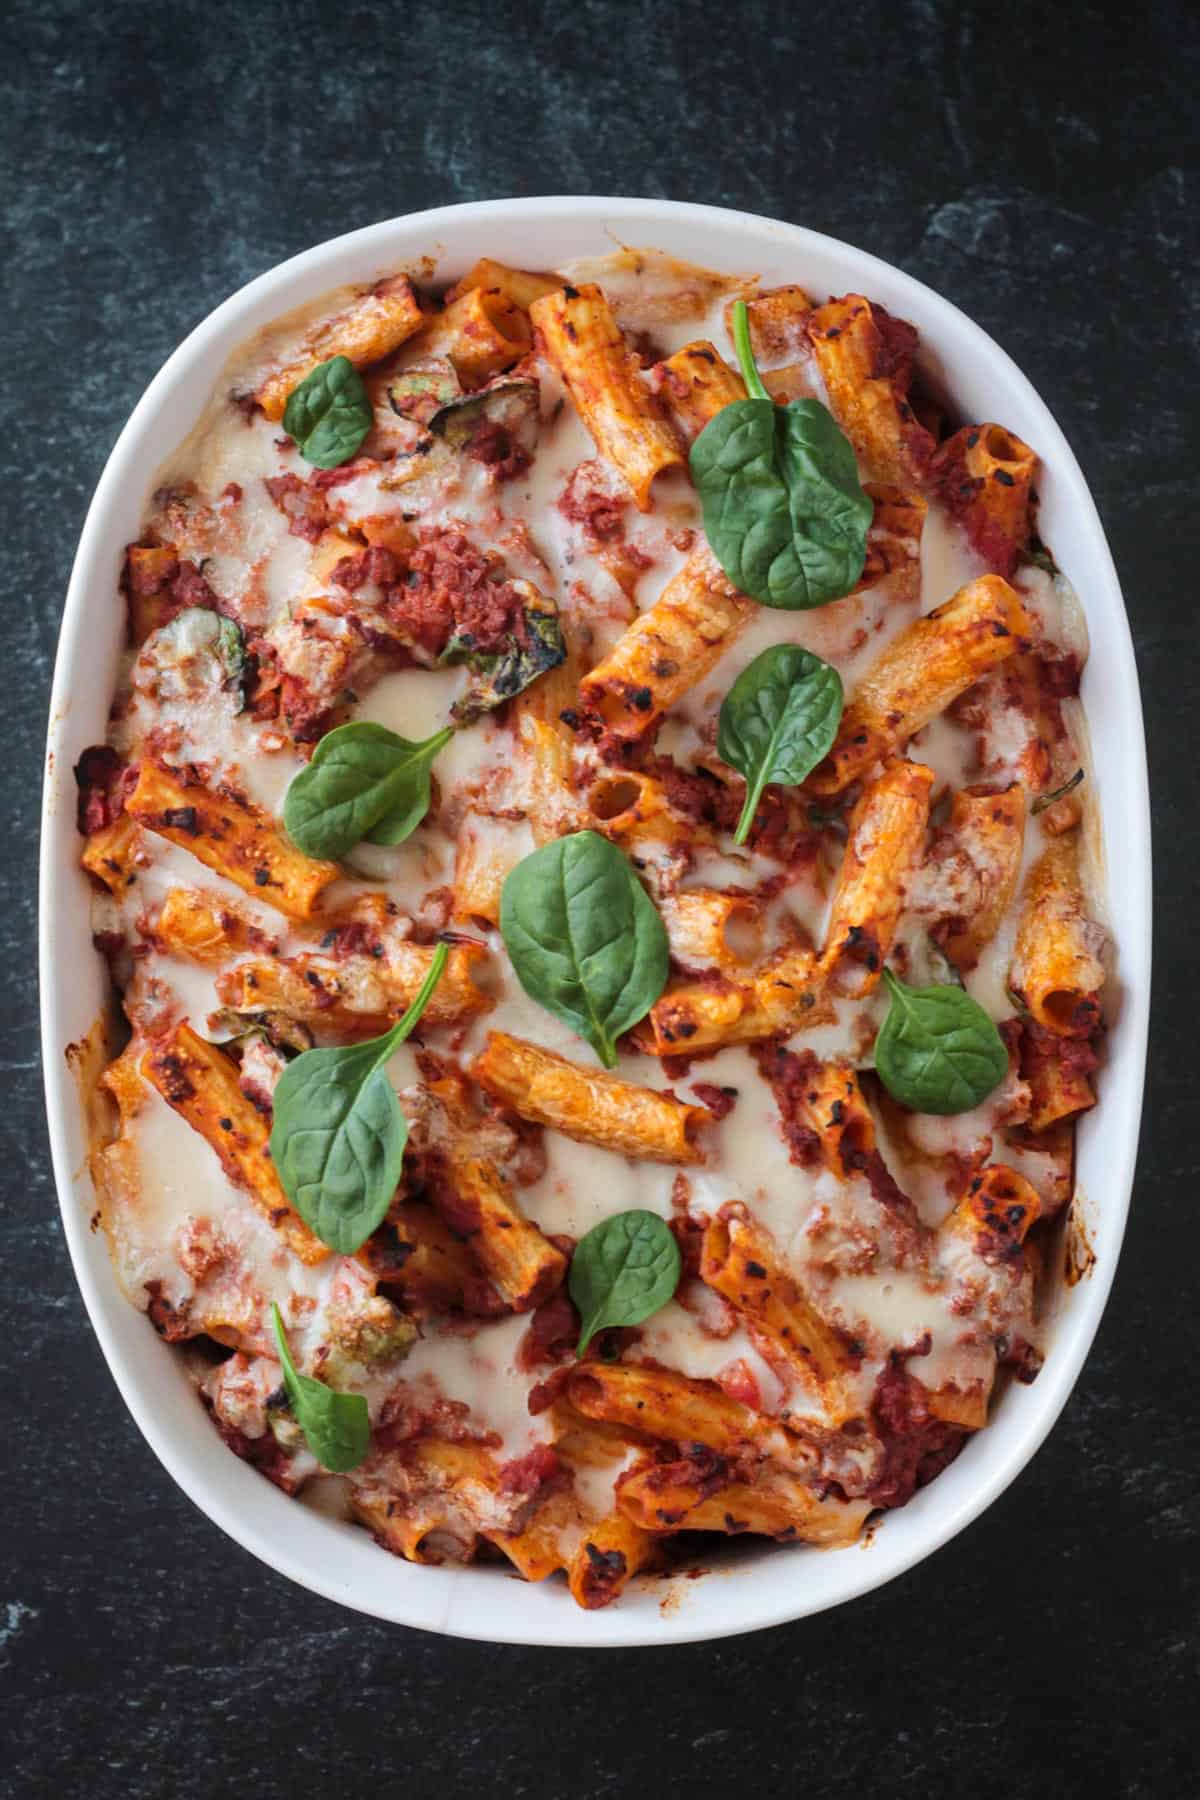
xmin=89 ymin=248 xmax=1097 ymax=1560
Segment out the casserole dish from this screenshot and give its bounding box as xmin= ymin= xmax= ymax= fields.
xmin=41 ymin=197 xmax=1150 ymax=1645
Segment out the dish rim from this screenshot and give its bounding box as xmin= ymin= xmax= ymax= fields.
xmin=40 ymin=195 xmax=1151 ymax=1647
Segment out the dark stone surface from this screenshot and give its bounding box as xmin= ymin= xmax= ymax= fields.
xmin=4 ymin=0 xmax=1196 ymax=1794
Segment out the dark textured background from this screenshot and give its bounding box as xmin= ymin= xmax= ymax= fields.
xmin=5 ymin=1 xmax=1196 ymax=1794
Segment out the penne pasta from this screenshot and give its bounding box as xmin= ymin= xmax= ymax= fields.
xmin=1009 ymin=834 xmax=1106 ymax=1036
xmin=80 ymin=813 xmax=141 ymax=896
xmin=141 ymin=1024 xmax=326 ymax=1264
xmin=619 ymin=1461 xmax=871 ymax=1547
xmin=931 ymin=423 xmax=1038 ymax=578
xmin=656 ymin=887 xmax=764 ymax=971
xmin=578 ymin=543 xmax=752 ymax=736
xmin=471 ymin=1031 xmax=714 ymax=1164
xmin=531 ymin=282 xmax=685 ymax=508
xmin=256 ymin=274 xmax=424 ymax=420
xmin=566 ymin=1512 xmax=662 ymax=1609
xmin=1019 ymin=1024 xmax=1098 ymax=1131
xmin=806 ymin=292 xmax=935 ymax=485
xmin=649 ymin=338 xmax=746 ymax=439
xmin=452 ymin=815 xmax=529 ymax=928
xmin=408 ymin=285 xmax=532 ymax=384
xmin=636 ymin=947 xmax=834 ymax=1058
xmin=367 ymin=1201 xmax=490 ymax=1316
xmin=216 ymin=940 xmax=490 ymax=1038
xmin=858 ymin=484 xmax=927 ymax=599
xmin=350 ymin=1439 xmax=500 ymax=1564
xmin=819 ymin=759 xmax=935 ymax=996
xmin=443 ymin=257 xmax=562 ymax=311
xmin=788 ymin=1059 xmax=879 ymax=1179
xmin=124 ymin=544 xmax=180 ymax=644
xmin=939 ymin=1163 xmax=1042 ymax=1259
xmin=566 ymin=1363 xmax=814 ymax=1473
xmin=437 ymin=1149 xmax=566 ymax=1313
xmin=488 ymin=1487 xmax=583 ymax=1583
xmin=929 ymin=784 xmax=1027 ymax=971
xmin=735 ymin=284 xmax=815 ymax=361
xmin=155 ymin=886 xmax=273 ymax=964
xmin=808 ymin=577 xmax=1033 ymax=796
xmin=126 ymin=759 xmax=340 ymax=921
xmin=584 ymin=767 xmax=706 ymax=853
xmin=700 ymin=1212 xmax=855 ymax=1423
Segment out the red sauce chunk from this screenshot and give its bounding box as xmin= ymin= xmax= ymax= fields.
xmin=868 ymin=1357 xmax=966 ymax=1509
xmin=385 ymin=527 xmax=534 ymax=659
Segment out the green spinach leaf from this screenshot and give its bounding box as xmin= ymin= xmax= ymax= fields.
xmin=500 ymin=831 xmax=668 ymax=1068
xmin=569 ymin=1210 xmax=682 ymax=1355
xmin=269 ymin=942 xmax=448 ymax=1252
xmin=284 ymin=721 xmax=454 ymax=860
xmin=690 ymin=300 xmax=872 ymax=609
xmin=283 ymin=355 xmax=374 ymax=470
xmin=270 ymin=1303 xmax=370 ymax=1472
xmin=874 ymin=968 xmax=1008 ymax=1115
xmin=717 ymin=644 xmax=844 ymax=843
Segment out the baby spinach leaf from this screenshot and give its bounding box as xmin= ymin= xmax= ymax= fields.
xmin=874 ymin=968 xmax=1009 ymax=1115
xmin=690 ymin=300 xmax=872 ymax=609
xmin=269 ymin=943 xmax=448 ymax=1252
xmin=717 ymin=644 xmax=844 ymax=844
xmin=270 ymin=1303 xmax=370 ymax=1472
xmin=500 ymin=831 xmax=668 ymax=1068
xmin=569 ymin=1210 xmax=682 ymax=1355
xmin=284 ymin=721 xmax=454 ymax=861
xmin=282 ymin=354 xmax=374 ymax=470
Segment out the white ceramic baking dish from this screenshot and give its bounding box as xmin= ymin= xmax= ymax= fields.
xmin=40 ymin=197 xmax=1151 ymax=1646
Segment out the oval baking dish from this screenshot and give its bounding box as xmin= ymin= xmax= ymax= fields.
xmin=41 ymin=198 xmax=1150 ymax=1646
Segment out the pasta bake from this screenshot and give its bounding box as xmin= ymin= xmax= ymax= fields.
xmin=77 ymin=246 xmax=1108 ymax=1610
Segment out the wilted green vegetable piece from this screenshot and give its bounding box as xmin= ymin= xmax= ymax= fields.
xmin=208 ymin=1009 xmax=315 ymax=1055
xmin=144 ymin=606 xmax=246 ymax=709
xmin=428 ymin=375 xmax=539 ymax=449
xmin=387 ymin=361 xmax=462 ymax=422
xmin=445 ymin=581 xmax=566 ymax=723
